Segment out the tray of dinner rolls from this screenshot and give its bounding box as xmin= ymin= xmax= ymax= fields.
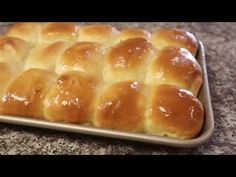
xmin=0 ymin=23 xmax=214 ymax=147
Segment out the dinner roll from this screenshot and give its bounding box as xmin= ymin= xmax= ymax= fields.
xmin=55 ymin=42 xmax=104 ymax=77
xmin=94 ymin=81 xmax=147 ymax=132
xmin=145 ymin=46 xmax=202 ymax=96
xmin=145 ymin=84 xmax=204 ymax=139
xmin=44 ymin=71 xmax=102 ymax=124
xmin=103 ymin=38 xmax=154 ymax=83
xmin=40 ymin=22 xmax=79 ymax=44
xmin=0 ymin=69 xmax=57 ymax=119
xmin=0 ymin=36 xmax=32 ymax=65
xmin=78 ymin=24 xmax=120 ymax=47
xmin=151 ymin=28 xmax=198 ymax=56
xmin=116 ymin=28 xmax=151 ymax=43
xmin=6 ymin=22 xmax=42 ymax=45
xmin=24 ymin=41 xmax=70 ymax=71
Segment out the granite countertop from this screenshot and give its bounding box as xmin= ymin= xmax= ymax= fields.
xmin=0 ymin=22 xmax=235 ymax=155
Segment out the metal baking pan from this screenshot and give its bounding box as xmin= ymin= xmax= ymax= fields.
xmin=0 ymin=41 xmax=214 ymax=148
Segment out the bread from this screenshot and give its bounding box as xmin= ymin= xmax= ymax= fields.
xmin=151 ymin=28 xmax=198 ymax=56
xmin=5 ymin=22 xmax=41 ymax=45
xmin=24 ymin=41 xmax=70 ymax=71
xmin=145 ymin=46 xmax=202 ymax=96
xmin=0 ymin=23 xmax=204 ymax=140
xmin=145 ymin=84 xmax=204 ymax=139
xmin=116 ymin=28 xmax=151 ymax=43
xmin=0 ymin=36 xmax=32 ymax=65
xmin=40 ymin=22 xmax=79 ymax=44
xmin=103 ymin=38 xmax=154 ymax=83
xmin=78 ymin=24 xmax=120 ymax=47
xmin=0 ymin=62 xmax=21 ymax=96
xmin=44 ymin=71 xmax=102 ymax=124
xmin=94 ymin=81 xmax=147 ymax=132
xmin=0 ymin=69 xmax=57 ymax=119
xmin=55 ymin=42 xmax=104 ymax=77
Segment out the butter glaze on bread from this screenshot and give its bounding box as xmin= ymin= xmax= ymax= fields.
xmin=94 ymin=81 xmax=147 ymax=132
xmin=55 ymin=42 xmax=104 ymax=77
xmin=0 ymin=62 xmax=21 ymax=96
xmin=0 ymin=23 xmax=204 ymax=140
xmin=41 ymin=22 xmax=79 ymax=43
xmin=0 ymin=69 xmax=57 ymax=119
xmin=44 ymin=71 xmax=102 ymax=124
xmin=151 ymin=28 xmax=198 ymax=56
xmin=145 ymin=46 xmax=202 ymax=96
xmin=145 ymin=84 xmax=204 ymax=139
xmin=103 ymin=38 xmax=154 ymax=83
xmin=116 ymin=28 xmax=151 ymax=43
xmin=79 ymin=24 xmax=120 ymax=47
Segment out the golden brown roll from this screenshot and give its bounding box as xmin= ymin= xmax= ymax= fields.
xmin=145 ymin=84 xmax=204 ymax=139
xmin=40 ymin=22 xmax=79 ymax=44
xmin=145 ymin=46 xmax=202 ymax=96
xmin=55 ymin=42 xmax=104 ymax=77
xmin=0 ymin=69 xmax=57 ymax=119
xmin=78 ymin=24 xmax=120 ymax=47
xmin=151 ymin=28 xmax=198 ymax=56
xmin=94 ymin=81 xmax=147 ymax=132
xmin=116 ymin=28 xmax=151 ymax=43
xmin=6 ymin=22 xmax=42 ymax=45
xmin=24 ymin=41 xmax=70 ymax=71
xmin=0 ymin=62 xmax=21 ymax=96
xmin=0 ymin=36 xmax=32 ymax=65
xmin=103 ymin=38 xmax=154 ymax=83
xmin=44 ymin=71 xmax=102 ymax=124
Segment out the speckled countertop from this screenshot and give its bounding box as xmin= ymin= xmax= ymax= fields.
xmin=0 ymin=22 xmax=235 ymax=155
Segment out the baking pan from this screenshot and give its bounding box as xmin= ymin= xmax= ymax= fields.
xmin=0 ymin=41 xmax=214 ymax=148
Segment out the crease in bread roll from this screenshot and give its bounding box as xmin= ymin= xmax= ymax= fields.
xmin=6 ymin=22 xmax=42 ymax=45
xmin=55 ymin=42 xmax=104 ymax=77
xmin=145 ymin=84 xmax=204 ymax=139
xmin=94 ymin=80 xmax=148 ymax=132
xmin=44 ymin=71 xmax=103 ymax=124
xmin=78 ymin=24 xmax=120 ymax=47
xmin=40 ymin=22 xmax=79 ymax=44
xmin=0 ymin=36 xmax=33 ymax=66
xmin=0 ymin=68 xmax=57 ymax=119
xmin=103 ymin=38 xmax=155 ymax=83
xmin=145 ymin=46 xmax=202 ymax=96
xmin=0 ymin=62 xmax=22 ymax=97
xmin=151 ymin=28 xmax=198 ymax=56
xmin=24 ymin=41 xmax=71 ymax=71
xmin=116 ymin=28 xmax=151 ymax=44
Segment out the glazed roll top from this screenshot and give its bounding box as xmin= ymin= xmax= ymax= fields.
xmin=103 ymin=38 xmax=154 ymax=83
xmin=40 ymin=22 xmax=79 ymax=44
xmin=94 ymin=81 xmax=147 ymax=132
xmin=151 ymin=28 xmax=198 ymax=56
xmin=78 ymin=24 xmax=120 ymax=47
xmin=0 ymin=69 xmax=57 ymax=119
xmin=145 ymin=84 xmax=204 ymax=139
xmin=116 ymin=28 xmax=151 ymax=43
xmin=55 ymin=42 xmax=104 ymax=77
xmin=44 ymin=71 xmax=103 ymax=124
xmin=146 ymin=46 xmax=202 ymax=96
